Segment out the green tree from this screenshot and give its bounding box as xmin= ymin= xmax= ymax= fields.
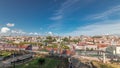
xmin=62 ymin=37 xmax=69 ymax=42
xmin=38 ymin=58 xmax=45 ymax=68
xmin=45 ymin=36 xmax=54 ymax=43
xmin=72 ymin=39 xmax=79 ymax=44
xmin=61 ymin=44 xmax=69 ymax=49
xmin=91 ymin=48 xmax=94 ymax=51
xmin=86 ymin=47 xmax=89 ymax=51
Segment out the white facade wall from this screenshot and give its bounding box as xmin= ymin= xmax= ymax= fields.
xmin=75 ymin=46 xmax=84 ymax=50
xmin=85 ymin=45 xmax=97 ymax=50
xmin=32 ymin=46 xmax=39 ymax=50
xmin=116 ymin=47 xmax=120 ymax=54
xmin=106 ymin=45 xmax=120 ymax=55
xmin=99 ymin=47 xmax=107 ymax=51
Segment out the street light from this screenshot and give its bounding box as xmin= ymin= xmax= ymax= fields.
xmin=13 ymin=52 xmax=15 ymax=68
xmin=84 ymin=45 xmax=86 ymax=56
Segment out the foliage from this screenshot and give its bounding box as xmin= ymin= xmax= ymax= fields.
xmin=46 ymin=36 xmax=52 ymax=40
xmin=92 ymin=61 xmax=120 ymax=68
xmin=0 ymin=51 xmax=11 ymax=57
xmin=18 ymin=42 xmax=43 ymax=46
xmin=38 ymin=58 xmax=45 ymax=65
xmin=72 ymin=39 xmax=79 ymax=43
xmin=16 ymin=57 xmax=61 ymax=68
xmin=62 ymin=37 xmax=69 ymax=42
xmin=92 ymin=36 xmax=102 ymax=38
xmin=86 ymin=47 xmax=89 ymax=51
xmin=61 ymin=44 xmax=69 ymax=49
xmin=44 ymin=36 xmax=56 ymax=43
xmin=47 ymin=44 xmax=58 ymax=48
xmin=90 ymin=48 xmax=94 ymax=51
xmin=52 ymin=44 xmax=58 ymax=48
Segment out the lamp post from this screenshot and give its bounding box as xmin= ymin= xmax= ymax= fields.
xmin=13 ymin=52 xmax=15 ymax=68
xmin=57 ymin=38 xmax=62 ymax=57
xmin=84 ymin=45 xmax=86 ymax=56
xmin=103 ymin=52 xmax=106 ymax=63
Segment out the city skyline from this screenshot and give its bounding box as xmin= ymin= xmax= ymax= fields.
xmin=0 ymin=0 xmax=120 ymax=36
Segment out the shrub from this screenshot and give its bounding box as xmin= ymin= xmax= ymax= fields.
xmin=38 ymin=58 xmax=45 ymax=65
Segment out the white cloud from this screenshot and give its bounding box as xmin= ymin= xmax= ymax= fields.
xmin=87 ymin=5 xmax=120 ymax=20
xmin=0 ymin=28 xmax=28 ymax=36
xmin=50 ymin=15 xmax=63 ymax=20
xmin=34 ymin=32 xmax=38 ymax=35
xmin=12 ymin=30 xmax=25 ymax=34
xmin=0 ymin=27 xmax=40 ymax=36
xmin=29 ymin=32 xmax=40 ymax=35
xmin=6 ymin=23 xmax=15 ymax=27
xmin=1 ymin=27 xmax=10 ymax=33
xmin=49 ymin=0 xmax=81 ymax=30
xmin=50 ymin=0 xmax=80 ymax=21
xmin=65 ymin=20 xmax=120 ymax=36
xmin=48 ymin=31 xmax=53 ymax=36
xmin=55 ymin=0 xmax=79 ymax=15
xmin=29 ymin=32 xmax=34 ymax=35
xmin=11 ymin=30 xmax=17 ymax=33
xmin=48 ymin=22 xmax=62 ymax=29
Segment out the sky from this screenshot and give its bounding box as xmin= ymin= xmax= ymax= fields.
xmin=0 ymin=0 xmax=120 ymax=36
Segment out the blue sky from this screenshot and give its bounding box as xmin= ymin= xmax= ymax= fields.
xmin=0 ymin=0 xmax=120 ymax=36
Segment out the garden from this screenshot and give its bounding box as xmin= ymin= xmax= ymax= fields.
xmin=15 ymin=56 xmax=68 ymax=68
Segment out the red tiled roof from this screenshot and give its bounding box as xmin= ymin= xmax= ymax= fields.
xmin=19 ymin=45 xmax=28 ymax=48
xmin=98 ymin=44 xmax=108 ymax=48
xmin=77 ymin=42 xmax=86 ymax=46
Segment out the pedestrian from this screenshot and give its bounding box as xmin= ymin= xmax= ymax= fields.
xmin=69 ymin=63 xmax=73 ymax=68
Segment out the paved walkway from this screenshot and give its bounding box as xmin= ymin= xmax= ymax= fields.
xmin=70 ymin=55 xmax=96 ymax=68
xmin=71 ymin=58 xmax=91 ymax=68
xmin=0 ymin=54 xmax=33 ymax=67
xmin=73 ymin=55 xmax=111 ymax=62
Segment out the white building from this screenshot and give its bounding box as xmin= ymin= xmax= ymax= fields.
xmin=106 ymin=45 xmax=120 ymax=55
xmin=85 ymin=44 xmax=97 ymax=50
xmin=75 ymin=43 xmax=97 ymax=50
